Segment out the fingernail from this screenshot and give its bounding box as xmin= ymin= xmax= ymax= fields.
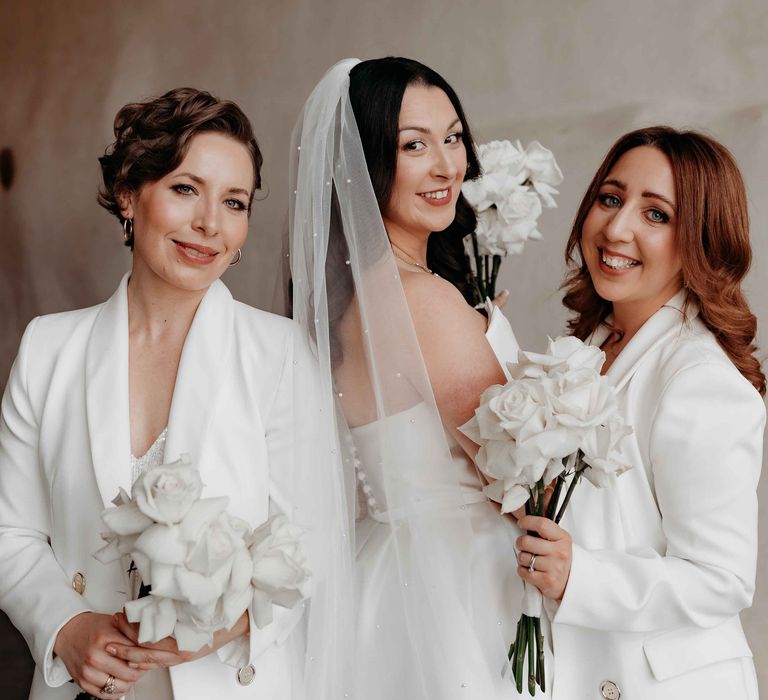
xmin=500 ymin=289 xmax=509 ymax=296
xmin=106 ymin=646 xmax=117 ymax=656
xmin=129 ymin=662 xmax=139 ymax=669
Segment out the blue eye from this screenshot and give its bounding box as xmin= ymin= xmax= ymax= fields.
xmin=647 ymin=208 xmax=669 ymax=223
xmin=173 ymin=183 xmax=196 ymax=195
xmin=598 ymin=193 xmax=621 ymax=208
xmin=225 ymin=198 xmax=248 ymax=211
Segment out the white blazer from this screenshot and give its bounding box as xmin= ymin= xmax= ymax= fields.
xmin=0 ymin=275 xmax=315 ymax=700
xmin=549 ymin=291 xmax=765 ymax=700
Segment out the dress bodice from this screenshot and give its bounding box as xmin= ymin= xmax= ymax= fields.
xmin=350 ymin=305 xmax=519 ymax=521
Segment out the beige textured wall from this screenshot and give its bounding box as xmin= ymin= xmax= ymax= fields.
xmin=1 ymin=0 xmax=766 ymax=696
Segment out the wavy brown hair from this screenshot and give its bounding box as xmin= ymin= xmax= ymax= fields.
xmin=563 ymin=126 xmax=765 ymax=395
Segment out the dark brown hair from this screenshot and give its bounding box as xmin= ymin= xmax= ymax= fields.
xmin=349 ymin=57 xmax=481 ymax=306
xmin=563 ymin=126 xmax=765 ymax=395
xmin=98 ymin=87 xmax=262 ymax=248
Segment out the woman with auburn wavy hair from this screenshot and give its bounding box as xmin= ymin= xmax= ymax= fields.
xmin=512 ymin=127 xmax=766 ymax=700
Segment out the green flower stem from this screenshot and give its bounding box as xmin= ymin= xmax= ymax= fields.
xmin=535 ymin=616 xmax=545 ymax=692
xmin=513 ymin=615 xmax=527 ymax=693
xmin=489 ymin=254 xmax=502 ymax=301
xmin=545 ymin=470 xmax=567 ymax=521
xmin=527 ymin=616 xmax=536 ymax=696
xmin=554 ymin=452 xmax=587 ymax=525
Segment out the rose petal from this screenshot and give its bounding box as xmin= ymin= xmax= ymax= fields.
xmin=102 ymin=502 xmax=154 ymax=536
xmin=221 ymin=587 xmax=252 ymax=629
xmin=173 ymin=622 xmax=213 ymax=652
xmin=134 ymin=524 xmax=188 ymax=565
xmin=124 ymin=596 xmax=154 ymax=624
xmin=178 ymin=497 xmax=229 ymax=542
xmin=175 ymin=567 xmax=223 ymax=607
xmin=251 ymin=590 xmax=274 ymax=629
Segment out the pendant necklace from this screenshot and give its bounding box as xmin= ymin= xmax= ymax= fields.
xmin=390 ymin=241 xmax=437 ymax=276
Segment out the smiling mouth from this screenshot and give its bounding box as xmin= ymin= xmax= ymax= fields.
xmin=601 ymin=248 xmax=640 ymax=270
xmin=418 ymin=188 xmax=449 ymax=201
xmin=173 ymin=240 xmax=218 ymax=259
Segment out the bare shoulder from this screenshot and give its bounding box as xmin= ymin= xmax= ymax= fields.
xmin=399 ymin=270 xmax=486 ymax=338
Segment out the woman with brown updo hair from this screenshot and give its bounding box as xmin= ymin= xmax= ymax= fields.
xmin=513 ymin=127 xmax=765 ymax=700
xmin=0 ymin=88 xmax=336 ymax=700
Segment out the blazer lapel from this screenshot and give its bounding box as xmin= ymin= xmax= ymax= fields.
xmin=163 ymin=280 xmax=234 ymax=469
xmin=589 ymin=290 xmax=696 ymax=391
xmin=86 ymin=274 xmax=132 ymax=508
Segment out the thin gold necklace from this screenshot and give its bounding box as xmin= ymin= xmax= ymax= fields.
xmin=390 ymin=241 xmax=436 ymax=275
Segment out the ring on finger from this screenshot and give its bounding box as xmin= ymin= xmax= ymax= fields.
xmin=528 ymin=554 xmax=537 ymax=573
xmin=101 ymin=674 xmax=117 ymax=695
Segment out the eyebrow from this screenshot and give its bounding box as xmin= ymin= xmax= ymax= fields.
xmin=601 ymin=178 xmax=676 ymax=211
xmin=175 ymin=172 xmax=251 ymax=198
xmin=397 ymin=118 xmax=461 ymax=135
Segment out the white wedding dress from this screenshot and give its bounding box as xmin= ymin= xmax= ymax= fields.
xmin=350 ymin=306 xmax=552 ymax=699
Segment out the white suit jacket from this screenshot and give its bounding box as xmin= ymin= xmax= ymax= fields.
xmin=0 ymin=275 xmax=316 ymax=700
xmin=549 ymin=292 xmax=765 ymax=700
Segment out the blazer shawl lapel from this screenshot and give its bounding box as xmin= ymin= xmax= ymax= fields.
xmin=86 ymin=274 xmax=132 ymax=508
xmin=162 ymin=280 xmax=234 ymax=472
xmin=588 ymin=290 xmax=697 ymax=390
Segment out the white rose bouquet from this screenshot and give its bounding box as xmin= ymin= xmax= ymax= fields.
xmin=462 ymin=140 xmax=563 ymax=301
xmin=461 ymin=336 xmax=632 ymax=696
xmin=94 ymin=455 xmax=311 ymax=652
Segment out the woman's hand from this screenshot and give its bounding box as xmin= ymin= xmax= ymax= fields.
xmin=515 ymin=515 xmax=573 ymax=601
xmin=108 ymin=610 xmax=250 ymax=670
xmin=53 ymin=611 xmax=145 ymax=698
xmin=492 ymin=289 xmax=510 ymax=309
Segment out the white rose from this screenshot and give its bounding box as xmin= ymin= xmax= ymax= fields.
xmin=94 ymin=488 xmax=155 ymax=564
xmin=124 ymin=596 xmax=178 ymax=645
xmin=475 ymin=209 xmax=513 ymax=256
xmin=546 ymin=336 xmax=604 ymax=372
xmin=476 ymin=426 xmax=576 ymax=499
xmin=249 ymin=515 xmax=311 ymax=629
xmin=478 ymin=139 xmax=527 ymax=182
xmin=579 ymin=417 xmax=633 ymax=487
xmin=497 ymin=187 xmax=542 ymax=227
xmin=511 ymin=336 xmax=604 ymax=381
xmin=522 ymin=140 xmax=564 ymax=208
xmin=132 ymin=454 xmax=203 ymax=525
xmin=485 ymin=380 xmax=549 ymax=442
xmin=176 ymin=513 xmax=252 ymax=608
xmin=474 ymin=201 xmax=542 ymax=257
xmin=550 ymin=367 xmax=618 ymax=432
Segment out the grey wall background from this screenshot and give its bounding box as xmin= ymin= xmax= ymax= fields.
xmin=1 ymin=0 xmax=766 ymax=697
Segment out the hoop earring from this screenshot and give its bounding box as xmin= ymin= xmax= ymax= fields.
xmin=229 ymin=249 xmax=242 ymax=266
xmin=123 ymin=218 xmax=134 ymax=243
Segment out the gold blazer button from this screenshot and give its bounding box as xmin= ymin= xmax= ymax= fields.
xmin=600 ymin=680 xmax=621 ymax=699
xmin=72 ymin=572 xmax=86 ymax=595
xmin=237 ymin=664 xmax=256 ymax=685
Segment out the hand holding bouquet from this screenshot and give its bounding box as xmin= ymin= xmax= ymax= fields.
xmin=461 ymin=336 xmax=632 ymax=695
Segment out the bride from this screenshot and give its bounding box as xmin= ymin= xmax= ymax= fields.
xmin=288 ymin=57 xmax=551 ymax=698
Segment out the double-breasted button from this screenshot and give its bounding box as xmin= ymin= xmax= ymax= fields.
xmin=71 ymin=572 xmax=86 ymax=595
xmin=237 ymin=664 xmax=255 ymax=686
xmin=600 ymin=680 xmax=621 ymax=699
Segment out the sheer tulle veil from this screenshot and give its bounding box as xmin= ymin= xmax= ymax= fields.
xmin=288 ymin=59 xmax=519 ymax=698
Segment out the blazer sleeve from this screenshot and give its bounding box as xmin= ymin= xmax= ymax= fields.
xmin=217 ymin=322 xmax=323 ymax=668
xmin=554 ymin=360 xmax=765 ymax=633
xmin=0 ymin=318 xmax=92 ymax=685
